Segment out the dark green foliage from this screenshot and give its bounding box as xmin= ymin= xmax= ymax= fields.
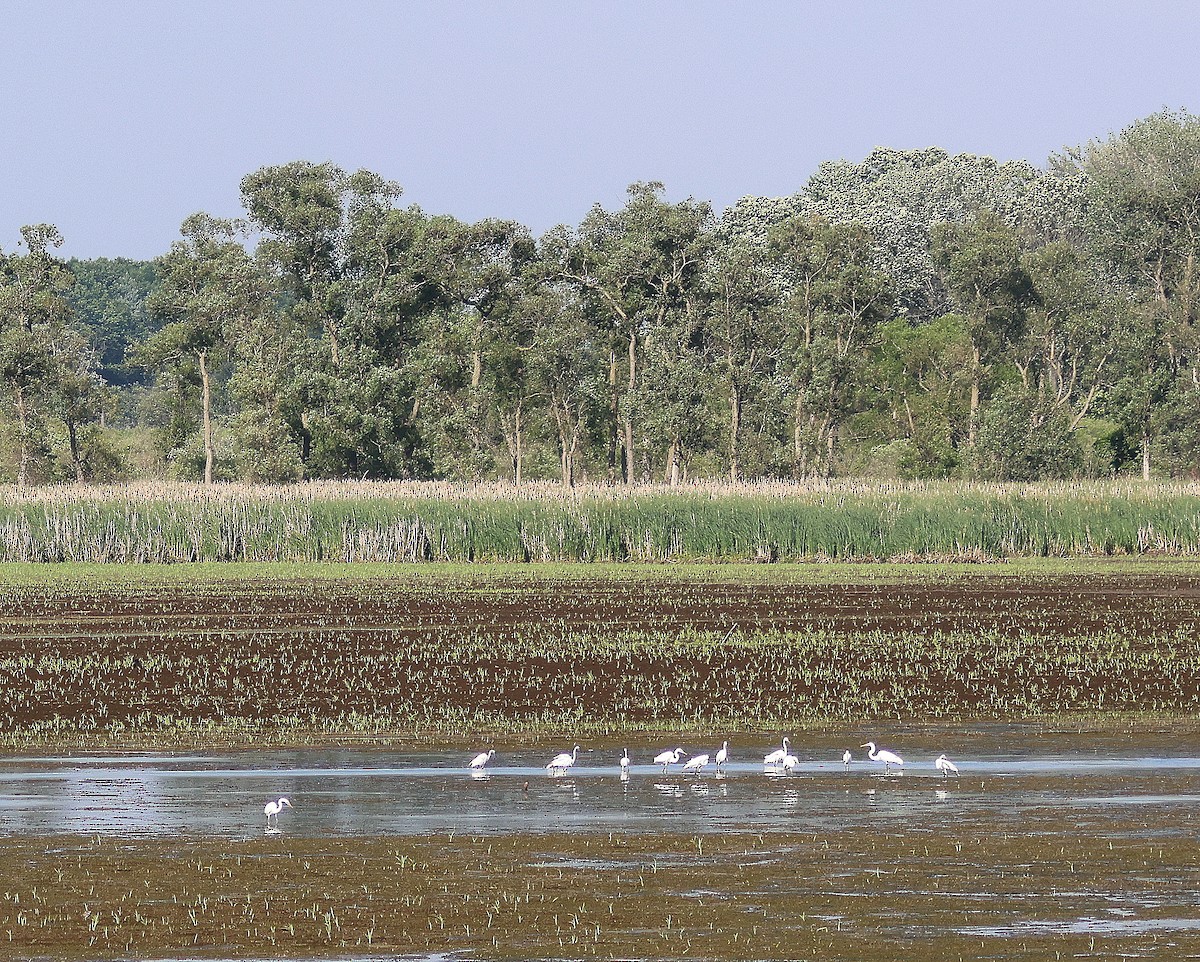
xmin=972 ymin=388 xmax=1083 ymax=481
xmin=65 ymin=258 xmax=159 ymax=384
xmin=11 ymin=109 xmax=1200 ymax=484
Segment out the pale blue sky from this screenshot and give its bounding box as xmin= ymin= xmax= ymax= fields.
xmin=2 ymin=1 xmax=1197 ymax=258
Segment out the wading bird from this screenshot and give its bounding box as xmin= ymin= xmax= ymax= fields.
xmin=935 ymin=753 xmax=959 ymax=777
xmin=546 ymin=745 xmax=580 ymax=774
xmin=264 ymin=797 xmax=292 ymax=830
xmin=862 ymin=742 xmax=904 ymax=773
xmin=764 ymin=737 xmax=791 ymax=766
xmin=654 ymin=748 xmax=686 ymax=772
xmin=469 ymin=749 xmax=495 ymax=770
xmin=683 ymin=753 xmax=710 ymax=774
xmin=620 ymin=749 xmax=631 ymax=775
xmin=715 ymin=740 xmax=729 ymax=770
xmin=781 ymin=748 xmax=800 ymax=772
xmin=842 ymin=749 xmax=853 ymax=768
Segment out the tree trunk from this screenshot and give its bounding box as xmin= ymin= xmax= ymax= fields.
xmin=500 ymin=401 xmax=525 ymax=486
xmin=67 ymin=419 xmax=85 ymax=483
xmin=514 ymin=403 xmax=523 ymax=485
xmin=729 ymin=382 xmax=741 ymax=483
xmin=666 ymin=438 xmax=681 ymax=487
xmin=968 ymin=344 xmax=981 ymax=448
xmin=199 ymin=348 xmax=214 ymax=486
xmin=607 ymin=350 xmax=619 ymax=482
xmin=326 ymin=321 xmax=341 ymax=367
xmin=14 ymin=385 xmax=28 ymax=488
xmin=1142 ymin=433 xmax=1152 ymax=482
xmin=793 ymin=393 xmax=806 ymax=478
xmin=624 ymin=330 xmax=636 ymax=485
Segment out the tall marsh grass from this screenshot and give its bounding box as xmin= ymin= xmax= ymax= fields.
xmin=1 ymin=479 xmax=1199 ymax=563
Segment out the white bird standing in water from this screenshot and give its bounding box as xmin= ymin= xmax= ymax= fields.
xmin=683 ymin=753 xmax=710 ymax=774
xmin=715 ymin=740 xmax=729 ymax=770
xmin=264 ymin=797 xmax=292 ymax=829
xmin=781 ymin=747 xmax=800 ymax=772
xmin=620 ymin=749 xmax=631 ymax=775
xmin=546 ymin=745 xmax=580 ymax=774
xmin=935 ymin=753 xmax=959 ymax=777
xmin=764 ymin=737 xmax=791 ymax=766
xmin=654 ymin=748 xmax=686 ymax=772
xmin=469 ymin=749 xmax=495 ymax=770
xmin=842 ymin=749 xmax=853 ymax=768
xmin=862 ymin=742 xmax=904 ymax=773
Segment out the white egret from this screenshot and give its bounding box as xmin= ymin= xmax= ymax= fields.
xmin=620 ymin=749 xmax=631 ymax=774
xmin=842 ymin=749 xmax=852 ymax=768
xmin=715 ymin=740 xmax=729 ymax=770
xmin=546 ymin=745 xmax=580 ymax=774
xmin=653 ymin=747 xmax=686 ymax=772
xmin=763 ymin=736 xmax=791 ymax=766
xmin=862 ymin=741 xmax=904 ymax=773
xmin=264 ymin=797 xmax=292 ymax=829
xmin=469 ymin=749 xmax=495 ymax=770
xmin=683 ymin=753 xmax=710 ymax=774
xmin=935 ymin=753 xmax=959 ymax=777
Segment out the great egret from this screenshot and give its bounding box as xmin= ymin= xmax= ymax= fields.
xmin=264 ymin=797 xmax=292 ymax=829
xmin=620 ymin=749 xmax=631 ymax=774
xmin=764 ymin=737 xmax=791 ymax=766
xmin=546 ymin=745 xmax=580 ymax=774
xmin=654 ymin=748 xmax=686 ymax=772
xmin=862 ymin=741 xmax=904 ymax=773
xmin=469 ymin=749 xmax=495 ymax=770
xmin=842 ymin=749 xmax=852 ymax=768
xmin=935 ymin=753 xmax=959 ymax=777
xmin=683 ymin=753 xmax=710 ymax=774
xmin=715 ymin=740 xmax=729 ymax=770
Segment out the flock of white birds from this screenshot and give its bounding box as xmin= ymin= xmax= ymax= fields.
xmin=529 ymin=738 xmax=958 ymax=777
xmin=263 ymin=739 xmax=959 ymax=828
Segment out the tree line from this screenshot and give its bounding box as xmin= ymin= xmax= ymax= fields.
xmin=4 ymin=109 xmax=1200 ymax=486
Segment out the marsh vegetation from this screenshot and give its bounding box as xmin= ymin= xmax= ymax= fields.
xmin=1 ymin=559 xmax=1198 ymax=747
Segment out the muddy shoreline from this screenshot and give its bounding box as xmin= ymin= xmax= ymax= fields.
xmin=3 ymin=823 xmax=1197 ymax=960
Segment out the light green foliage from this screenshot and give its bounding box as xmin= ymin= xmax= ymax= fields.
xmin=0 ymin=225 xmax=110 ymax=484
xmin=768 ymin=214 xmax=891 ymax=476
xmin=14 ymin=110 xmax=1200 ymax=484
xmin=553 ymin=182 xmax=714 ymax=483
xmin=726 ymin=147 xmax=1053 ymax=320
xmin=142 ymin=214 xmax=270 ymax=485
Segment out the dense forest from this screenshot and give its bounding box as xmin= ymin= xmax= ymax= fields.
xmin=3 ymin=109 xmax=1200 ymax=487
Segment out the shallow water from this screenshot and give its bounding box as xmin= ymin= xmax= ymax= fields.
xmin=5 ymin=730 xmax=1200 ymax=959
xmin=2 ymin=727 xmax=1198 ymax=839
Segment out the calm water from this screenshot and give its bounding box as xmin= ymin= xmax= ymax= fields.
xmin=1 ymin=726 xmax=1196 ymax=839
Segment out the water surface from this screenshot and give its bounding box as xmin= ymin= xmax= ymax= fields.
xmin=2 ymin=727 xmax=1197 ymax=839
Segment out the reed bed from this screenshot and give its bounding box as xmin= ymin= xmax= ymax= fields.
xmin=0 ymin=479 xmax=1198 ymax=562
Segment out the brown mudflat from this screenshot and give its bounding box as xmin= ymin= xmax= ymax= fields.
xmin=5 ymin=567 xmax=1200 ymax=637
xmin=2 ymin=823 xmax=1198 ymax=960
xmin=2 ymin=566 xmax=1200 ymax=743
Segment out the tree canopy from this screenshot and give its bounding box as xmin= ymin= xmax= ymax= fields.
xmin=10 ymin=109 xmax=1200 ymax=485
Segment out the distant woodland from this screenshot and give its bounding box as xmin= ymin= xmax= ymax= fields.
xmin=4 ymin=109 xmax=1200 ymax=487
